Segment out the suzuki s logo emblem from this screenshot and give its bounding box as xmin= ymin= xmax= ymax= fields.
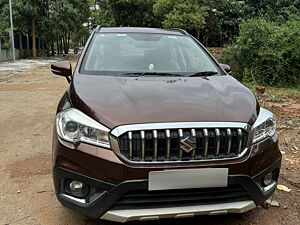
xmin=180 ymin=136 xmax=196 ymax=153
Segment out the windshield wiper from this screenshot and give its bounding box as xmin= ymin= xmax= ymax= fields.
xmin=188 ymin=71 xmax=218 ymax=77
xmin=121 ymin=72 xmax=185 ymax=77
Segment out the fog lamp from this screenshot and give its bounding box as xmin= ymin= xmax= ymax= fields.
xmin=69 ymin=180 xmax=89 ymax=198
xmin=263 ymin=172 xmax=274 ymax=186
xmin=69 ymin=181 xmax=83 ymax=192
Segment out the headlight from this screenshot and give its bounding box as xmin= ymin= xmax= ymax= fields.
xmin=252 ymin=108 xmax=276 ymax=143
xmin=56 ymin=108 xmax=110 ymax=148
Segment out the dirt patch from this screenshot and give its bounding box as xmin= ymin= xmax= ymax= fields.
xmin=0 ymin=55 xmax=299 ymax=225
xmin=258 ymin=93 xmax=300 ymax=118
xmin=8 ymin=154 xmax=52 ymax=179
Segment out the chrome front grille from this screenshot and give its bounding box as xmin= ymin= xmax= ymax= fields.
xmin=111 ymin=122 xmax=251 ymax=163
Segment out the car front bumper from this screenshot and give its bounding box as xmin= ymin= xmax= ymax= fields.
xmin=52 ymin=129 xmax=281 ymax=222
xmin=53 ymin=155 xmax=281 ymax=222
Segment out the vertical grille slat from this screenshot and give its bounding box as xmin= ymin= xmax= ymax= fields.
xmin=118 ymin=126 xmax=249 ymax=162
xmin=215 ymin=128 xmax=221 ymax=155
xmin=203 ymin=129 xmax=209 ymax=156
xmin=178 ymin=129 xmax=183 ymax=160
xmin=153 ymin=130 xmax=158 ymax=161
xmin=226 ymin=128 xmax=232 ymax=154
xmin=191 ymin=129 xmax=196 ymax=159
xmin=237 ymin=129 xmax=243 ymax=153
xmin=166 ymin=130 xmax=171 ymax=160
xmin=141 ymin=131 xmax=145 ymax=161
xmin=128 ymin=131 xmax=133 ymax=159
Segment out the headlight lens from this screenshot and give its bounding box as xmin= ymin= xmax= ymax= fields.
xmin=253 ymin=108 xmax=276 ymax=143
xmin=56 ymin=108 xmax=110 ymax=148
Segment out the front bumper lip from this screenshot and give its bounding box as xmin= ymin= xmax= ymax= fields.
xmin=101 ymin=200 xmax=256 ymax=222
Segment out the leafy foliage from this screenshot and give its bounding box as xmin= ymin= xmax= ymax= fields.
xmin=111 ymin=0 xmax=158 ymax=27
xmin=0 ymin=0 xmax=10 ymax=49
xmin=221 ymin=16 xmax=300 ymax=86
xmin=201 ymin=0 xmax=300 ymax=46
xmin=153 ymin=0 xmax=207 ymax=31
xmin=201 ymin=0 xmax=251 ymax=46
xmin=1 ymin=0 xmax=300 ymax=87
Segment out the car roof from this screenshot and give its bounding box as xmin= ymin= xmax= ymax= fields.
xmin=97 ymin=27 xmax=187 ymax=36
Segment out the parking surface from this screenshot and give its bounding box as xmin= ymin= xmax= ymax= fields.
xmin=0 ymin=56 xmax=299 ymax=225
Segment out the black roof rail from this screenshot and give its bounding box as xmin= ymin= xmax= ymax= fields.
xmin=95 ymin=25 xmax=102 ymax=32
xmin=168 ymin=28 xmax=188 ymax=35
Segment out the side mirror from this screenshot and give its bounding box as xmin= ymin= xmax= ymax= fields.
xmin=219 ymin=63 xmax=231 ymax=73
xmin=51 ymin=61 xmax=72 ymax=82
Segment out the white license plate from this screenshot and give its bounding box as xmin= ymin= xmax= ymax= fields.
xmin=148 ymin=168 xmax=228 ymax=191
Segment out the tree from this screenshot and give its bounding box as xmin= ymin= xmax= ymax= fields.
xmin=0 ymin=0 xmax=11 ymax=49
xmin=202 ymin=0 xmax=251 ymax=46
xmin=153 ymin=0 xmax=207 ymax=38
xmin=221 ymin=15 xmax=300 ymax=86
xmin=13 ymin=0 xmax=46 ymax=57
xmin=90 ymin=0 xmax=158 ymax=28
xmin=246 ymin=0 xmax=300 ymax=22
xmin=90 ymin=0 xmax=116 ymax=28
xmin=50 ymin=0 xmax=90 ymax=54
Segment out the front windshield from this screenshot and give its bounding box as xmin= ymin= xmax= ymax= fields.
xmin=81 ymin=33 xmax=220 ymax=75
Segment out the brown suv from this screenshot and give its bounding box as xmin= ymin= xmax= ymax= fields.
xmin=51 ymin=27 xmax=281 ymax=222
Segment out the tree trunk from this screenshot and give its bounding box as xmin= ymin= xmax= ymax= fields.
xmin=51 ymin=42 xmax=54 ymax=56
xmin=66 ymin=31 xmax=70 ymax=54
xmin=57 ymin=34 xmax=60 ymax=55
xmin=18 ymin=33 xmax=23 ymax=58
xmin=197 ymin=28 xmax=201 ymax=41
xmin=62 ymin=35 xmax=66 ymax=54
xmin=0 ymin=39 xmax=2 ymax=60
xmin=60 ymin=36 xmax=63 ymax=54
xmin=32 ymin=18 xmax=36 ymax=58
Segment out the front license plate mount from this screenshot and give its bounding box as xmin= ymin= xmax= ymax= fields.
xmin=148 ymin=168 xmax=228 ymax=191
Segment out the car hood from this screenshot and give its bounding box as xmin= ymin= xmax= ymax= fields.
xmin=70 ymin=74 xmax=258 ymax=129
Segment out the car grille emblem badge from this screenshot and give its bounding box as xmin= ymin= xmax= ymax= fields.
xmin=180 ymin=136 xmax=196 ymax=153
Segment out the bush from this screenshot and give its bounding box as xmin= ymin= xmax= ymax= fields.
xmin=221 ymin=16 xmax=300 ymax=87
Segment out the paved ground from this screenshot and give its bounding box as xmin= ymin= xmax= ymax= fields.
xmin=0 ymin=58 xmax=61 ymax=71
xmin=0 ymin=56 xmax=299 ymax=225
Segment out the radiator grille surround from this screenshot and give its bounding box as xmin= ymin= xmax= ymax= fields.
xmin=110 ymin=122 xmax=252 ymax=163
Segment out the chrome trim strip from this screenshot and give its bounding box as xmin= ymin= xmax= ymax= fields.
xmin=109 ymin=135 xmax=120 ymax=153
xmin=111 ymin=122 xmax=251 ymax=137
xmin=140 ymin=131 xmax=145 ymax=160
xmin=178 ymin=129 xmax=183 ymax=159
xmin=61 ymin=194 xmax=87 ymax=204
xmin=263 ymin=181 xmax=277 ymax=192
xmin=215 ymin=128 xmax=221 ymax=155
xmin=128 ymin=131 xmax=133 ymax=159
xmin=115 ymin=147 xmax=249 ymax=164
xmin=153 ymin=130 xmax=158 ymax=160
xmin=191 ymin=129 xmax=196 ymax=158
xmin=165 ymin=129 xmax=171 ymax=159
xmin=237 ymin=128 xmax=243 ymax=153
xmin=203 ymin=128 xmax=209 ymax=156
xmin=226 ymin=128 xmax=232 ymax=154
xmin=100 ymin=200 xmax=256 ymax=222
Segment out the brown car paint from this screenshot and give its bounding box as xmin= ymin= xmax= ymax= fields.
xmin=69 ymin=75 xmax=258 ymax=129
